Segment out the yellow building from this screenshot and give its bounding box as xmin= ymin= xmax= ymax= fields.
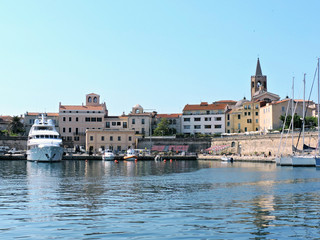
xmin=226 ymin=98 xmax=260 ymax=133
xmin=86 ymin=129 xmax=136 ymax=153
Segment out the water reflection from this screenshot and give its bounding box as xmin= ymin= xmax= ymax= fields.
xmin=1 ymin=160 xmax=320 ymax=239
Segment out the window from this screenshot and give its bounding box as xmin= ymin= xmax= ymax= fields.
xmin=205 ymin=117 xmax=211 ymax=121
xmin=129 ymin=136 xmax=132 ymax=141
xmin=123 ymin=122 xmax=127 ymax=128
xmin=247 ymin=119 xmax=252 ymax=123
xmin=69 ymin=128 xmax=72 ymax=133
xmin=117 ymin=122 xmax=121 ymax=126
xmin=142 ymin=128 xmax=145 ymax=133
xmin=227 ymin=114 xmax=230 ymax=121
xmin=88 ymin=97 xmax=92 ymax=102
xmin=85 ymin=117 xmax=90 ymax=122
xmin=214 ymin=125 xmax=222 ymax=129
xmin=75 ymin=128 xmax=78 ymax=134
xmin=282 ymin=106 xmax=285 ymax=112
xmin=256 ymin=104 xmax=259 ymax=109
xmin=244 ymin=112 xmax=247 ymax=116
xmin=91 ymin=117 xmax=97 ymax=122
xmin=238 ymin=115 xmax=241 ymax=120
xmin=106 ymin=122 xmax=110 ymax=128
xmin=194 ymin=125 xmax=201 ymax=129
xmin=74 ymin=136 xmax=79 ymax=141
xmin=194 ymin=117 xmax=201 ymax=121
xmin=142 ymin=119 xmax=145 ymax=124
xmin=184 ymin=125 xmax=190 ymax=129
xmin=69 ymin=117 xmax=72 ymax=122
xmin=238 ymin=123 xmax=241 ymax=129
xmin=93 ymin=97 xmax=97 ymax=103
xmin=215 ymin=117 xmax=221 ymax=121
xmin=205 ymin=125 xmax=211 ymax=129
xmin=76 ymin=117 xmax=79 ymax=122
xmin=244 ymin=105 xmax=247 ymax=109
xmin=90 ymin=136 xmax=93 ymax=141
xmin=101 ymin=136 xmax=105 ymax=141
xmin=256 ymin=119 xmax=258 ymax=123
xmin=248 ymin=105 xmax=251 ymax=109
xmin=63 ymin=117 xmax=66 ymax=122
xmin=132 ymin=119 xmax=135 ymax=124
xmin=255 ymin=112 xmax=258 ymax=116
xmin=110 ymin=136 xmax=113 ymax=141
xmin=63 ymin=128 xmax=65 ymax=133
xmin=227 ymin=122 xmax=230 ymax=126
xmin=112 ymin=122 xmax=116 ymax=126
xmin=245 ymin=127 xmax=247 ymax=132
xmin=184 ymin=118 xmax=190 ymax=122
xmin=173 ymin=119 xmax=176 ymax=124
xmin=97 ymin=118 xmax=102 ymax=122
xmin=248 ymin=112 xmax=251 ymax=116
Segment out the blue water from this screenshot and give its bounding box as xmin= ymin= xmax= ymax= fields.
xmin=1 ymin=160 xmax=320 ymax=239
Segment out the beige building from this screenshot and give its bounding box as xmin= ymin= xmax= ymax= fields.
xmin=226 ymin=98 xmax=261 ymax=133
xmin=24 ymin=112 xmax=59 ymax=135
xmin=86 ymin=129 xmax=136 ymax=153
xmin=155 ymin=113 xmax=182 ymax=134
xmin=259 ymin=98 xmax=314 ymax=131
xmin=59 ymin=93 xmax=108 ymax=147
xmin=127 ymin=104 xmax=153 ymax=136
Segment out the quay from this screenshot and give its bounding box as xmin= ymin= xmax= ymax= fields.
xmin=198 ymin=154 xmax=275 ymax=163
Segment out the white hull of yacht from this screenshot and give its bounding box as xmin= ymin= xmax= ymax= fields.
xmin=291 ymin=155 xmax=315 ymax=167
xmin=277 ymin=156 xmax=292 ymax=166
xmin=27 ymin=146 xmax=64 ymax=162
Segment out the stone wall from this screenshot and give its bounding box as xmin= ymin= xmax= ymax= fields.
xmin=210 ymin=132 xmax=318 ymax=157
xmin=0 ymin=136 xmax=28 ymax=150
xmin=137 ymin=137 xmax=211 ymax=152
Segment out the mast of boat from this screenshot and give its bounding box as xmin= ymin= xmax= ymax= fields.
xmin=292 ymin=77 xmax=294 ymax=153
xmin=318 ymin=58 xmax=320 ymax=155
xmin=302 ymin=73 xmax=306 ymax=153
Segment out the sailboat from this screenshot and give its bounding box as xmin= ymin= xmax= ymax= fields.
xmin=292 ymin=74 xmax=316 ymax=166
xmin=314 ymin=59 xmax=320 ymax=168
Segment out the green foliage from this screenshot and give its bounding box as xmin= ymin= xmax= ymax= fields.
xmin=280 ymin=114 xmax=318 ymax=129
xmin=154 ymin=118 xmax=170 ymax=136
xmin=8 ymin=116 xmax=25 ymax=135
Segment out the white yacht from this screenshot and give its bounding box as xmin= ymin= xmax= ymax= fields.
xmin=27 ymin=114 xmax=64 ymax=162
xmin=102 ymin=149 xmax=115 ymax=161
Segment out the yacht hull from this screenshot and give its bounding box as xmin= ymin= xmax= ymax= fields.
xmin=292 ymin=155 xmax=315 ymax=167
xmin=27 ymin=146 xmax=64 ymax=162
xmin=278 ymin=156 xmax=292 ymax=166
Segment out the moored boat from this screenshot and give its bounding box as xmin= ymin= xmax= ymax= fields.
xmin=124 ymin=148 xmax=137 ymax=161
xmin=102 ymin=149 xmax=115 ymax=161
xmin=27 ymin=114 xmax=63 ymax=162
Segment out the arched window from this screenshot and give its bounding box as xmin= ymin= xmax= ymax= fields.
xmin=88 ymin=97 xmax=92 ymax=103
xmin=93 ymin=97 xmax=97 ymax=103
xmin=136 ymin=109 xmax=140 ymax=114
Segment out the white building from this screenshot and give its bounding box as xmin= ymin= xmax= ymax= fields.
xmin=181 ymin=102 xmax=227 ymax=135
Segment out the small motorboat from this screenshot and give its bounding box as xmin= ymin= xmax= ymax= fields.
xmin=124 ymin=148 xmax=137 ymax=161
xmin=102 ymin=149 xmax=115 ymax=161
xmin=221 ymin=155 xmax=233 ymax=162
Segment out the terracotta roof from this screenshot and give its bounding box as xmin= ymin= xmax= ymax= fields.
xmin=59 ymin=105 xmax=105 ymax=111
xmin=183 ymin=103 xmax=227 ymax=111
xmin=274 ymin=99 xmax=313 ymax=105
xmin=156 ymin=113 xmax=182 ymax=118
xmin=26 ymin=112 xmax=59 ymax=117
xmin=215 ymin=100 xmax=237 ymax=103
xmin=0 ymin=116 xmax=12 ymax=122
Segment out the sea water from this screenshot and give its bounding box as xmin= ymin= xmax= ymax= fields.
xmin=1 ymin=160 xmax=320 ymax=239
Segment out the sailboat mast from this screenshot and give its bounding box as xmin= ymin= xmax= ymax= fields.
xmin=292 ymin=77 xmax=294 ymax=152
xmin=303 ymin=74 xmax=306 ymax=153
xmin=318 ymin=58 xmax=320 ymax=155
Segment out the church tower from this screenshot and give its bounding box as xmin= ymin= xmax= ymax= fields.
xmin=251 ymin=58 xmax=267 ymax=100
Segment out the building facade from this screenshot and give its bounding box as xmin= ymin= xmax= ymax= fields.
xmin=155 ymin=113 xmax=182 ymax=134
xmin=259 ymin=98 xmax=314 ymax=131
xmin=59 ymin=93 xmax=108 ymax=147
xmin=86 ymin=129 xmax=136 ymax=153
xmin=127 ymin=104 xmax=153 ymax=136
xmin=181 ymin=102 xmax=227 ymax=135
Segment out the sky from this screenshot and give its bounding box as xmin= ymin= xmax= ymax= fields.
xmin=1 ymin=0 xmax=320 ymax=116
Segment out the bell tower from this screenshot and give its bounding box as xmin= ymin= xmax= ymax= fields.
xmin=251 ymin=58 xmax=267 ymax=100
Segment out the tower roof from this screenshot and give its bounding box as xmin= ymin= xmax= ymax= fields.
xmin=255 ymin=58 xmax=262 ymax=76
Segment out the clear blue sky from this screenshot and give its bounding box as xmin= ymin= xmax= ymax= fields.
xmin=1 ymin=0 xmax=320 ymax=116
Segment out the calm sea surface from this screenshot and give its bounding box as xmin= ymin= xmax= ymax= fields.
xmin=1 ymin=160 xmax=320 ymax=239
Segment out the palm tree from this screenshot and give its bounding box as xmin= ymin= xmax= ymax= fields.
xmin=8 ymin=116 xmax=24 ymax=135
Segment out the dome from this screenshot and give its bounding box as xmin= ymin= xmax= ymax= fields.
xmin=133 ymin=104 xmax=142 ymax=108
xmin=235 ymin=98 xmax=249 ymax=108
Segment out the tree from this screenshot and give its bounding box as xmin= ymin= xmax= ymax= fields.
xmin=305 ymin=116 xmax=318 ymax=129
xmin=8 ymin=116 xmax=24 ymax=135
xmin=154 ymin=118 xmax=170 ymax=136
xmin=279 ymin=114 xmax=302 ymax=129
